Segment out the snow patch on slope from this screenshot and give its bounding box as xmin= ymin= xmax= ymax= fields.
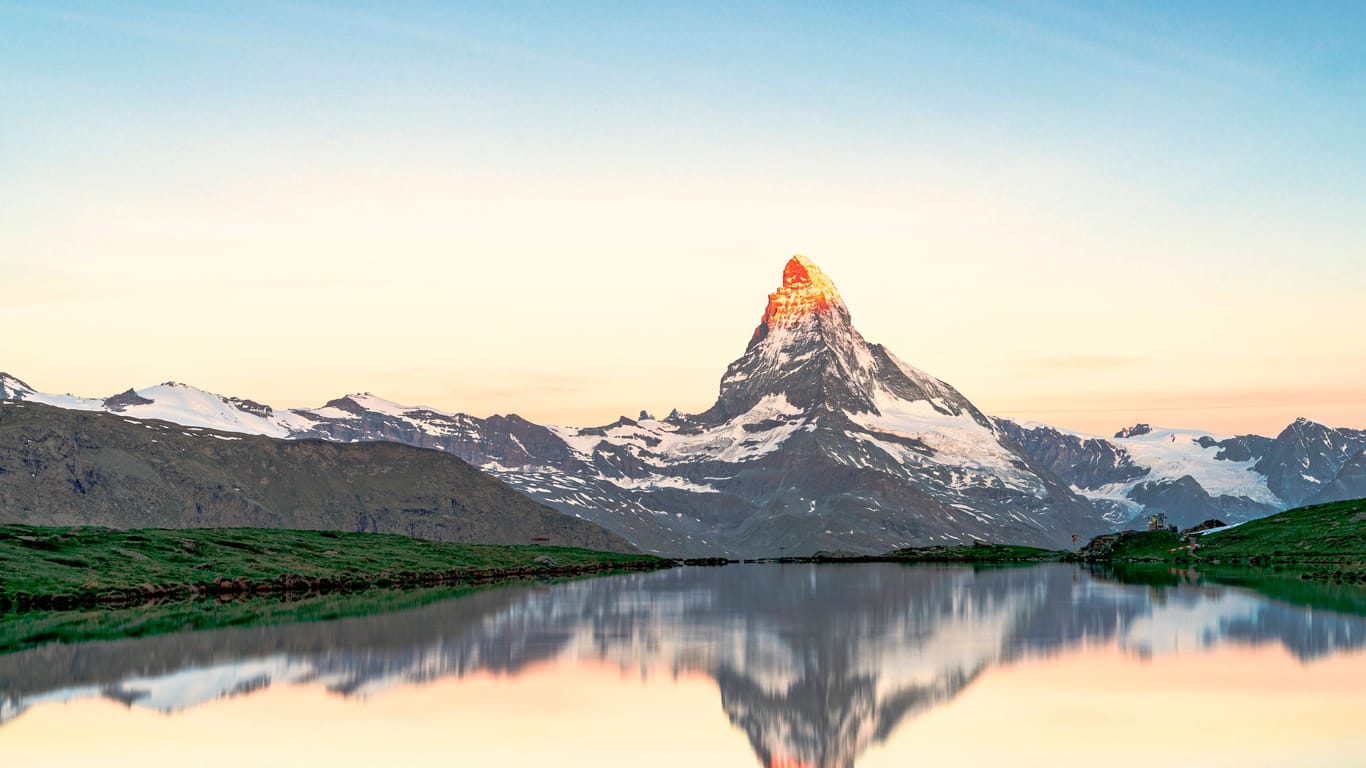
xmin=1049 ymin=424 xmax=1280 ymax=513
xmin=551 ymin=394 xmax=806 ymax=466
xmin=118 ymin=383 xmax=315 ymax=437
xmin=848 ymin=392 xmax=1044 ymax=496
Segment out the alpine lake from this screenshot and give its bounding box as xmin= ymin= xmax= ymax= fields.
xmin=1 ymin=562 xmax=1362 ymax=767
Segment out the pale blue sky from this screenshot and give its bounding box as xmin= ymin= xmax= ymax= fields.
xmin=3 ymin=1 xmax=1364 ymax=433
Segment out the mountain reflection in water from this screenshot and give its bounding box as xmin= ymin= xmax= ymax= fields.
xmin=1 ymin=564 xmax=1362 ymax=767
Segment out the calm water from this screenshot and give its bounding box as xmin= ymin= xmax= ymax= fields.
xmin=2 ymin=564 xmax=1363 ymax=767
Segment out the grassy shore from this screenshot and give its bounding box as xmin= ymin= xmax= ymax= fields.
xmin=0 ymin=584 xmax=490 ymax=655
xmin=1195 ymin=499 xmax=1365 ymax=579
xmin=878 ymin=542 xmax=1064 ymax=564
xmin=1077 ymin=499 xmax=1366 ymax=581
xmin=845 ymin=500 xmax=1366 ymax=589
xmin=0 ymin=525 xmax=670 ymax=612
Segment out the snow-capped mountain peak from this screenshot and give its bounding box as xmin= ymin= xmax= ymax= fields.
xmin=708 ymin=256 xmax=995 ymax=435
xmin=0 ymin=373 xmax=35 ymax=400
xmin=755 ymin=254 xmax=846 ymax=337
xmin=0 ymin=377 xmax=312 ymax=437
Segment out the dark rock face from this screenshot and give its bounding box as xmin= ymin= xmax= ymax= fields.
xmin=288 ymin=403 xmax=696 ymax=554
xmin=1180 ymin=519 xmax=1228 ymax=535
xmin=996 ymin=418 xmax=1363 ymax=528
xmin=1125 ymin=476 xmax=1277 ymax=530
xmin=997 ymin=420 xmax=1147 ymax=489
xmin=1115 ymin=423 xmax=1153 ymax=439
xmin=225 ymin=397 xmax=275 ymax=419
xmin=1215 ymin=434 xmax=1273 ymax=463
xmin=1194 ymin=434 xmax=1273 ymax=463
xmin=1255 ymin=418 xmax=1366 ymax=505
xmin=0 ymin=402 xmax=633 ymax=553
xmin=0 ymin=374 xmax=34 ymax=401
xmin=102 ymin=389 xmax=155 ymax=411
xmin=1307 ymin=450 xmax=1366 ymax=505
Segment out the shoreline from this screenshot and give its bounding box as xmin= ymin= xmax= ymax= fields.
xmin=0 ymin=525 xmax=676 ymax=614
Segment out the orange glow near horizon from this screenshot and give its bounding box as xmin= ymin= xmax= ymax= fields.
xmin=0 ymin=661 xmax=753 ymax=768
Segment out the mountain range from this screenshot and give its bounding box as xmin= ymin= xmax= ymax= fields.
xmin=0 ymin=400 xmax=630 ymax=552
xmin=3 ymin=256 xmax=1362 ymax=555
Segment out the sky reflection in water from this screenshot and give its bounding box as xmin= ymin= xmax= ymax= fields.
xmin=1 ymin=564 xmax=1363 ymax=767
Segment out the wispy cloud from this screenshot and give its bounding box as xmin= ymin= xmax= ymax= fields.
xmin=960 ymin=0 xmax=1283 ymax=94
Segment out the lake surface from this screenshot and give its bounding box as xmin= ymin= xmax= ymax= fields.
xmin=2 ymin=563 xmax=1363 ymax=767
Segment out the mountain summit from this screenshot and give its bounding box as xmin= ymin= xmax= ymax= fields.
xmin=756 ymin=254 xmax=843 ymax=334
xmin=705 ymin=256 xmax=995 ymax=428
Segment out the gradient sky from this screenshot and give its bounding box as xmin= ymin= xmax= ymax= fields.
xmin=3 ymin=1 xmax=1363 ymax=436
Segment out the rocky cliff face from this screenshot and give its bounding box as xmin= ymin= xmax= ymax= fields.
xmin=0 ymin=401 xmax=633 ymax=552
xmin=1307 ymin=449 xmax=1366 ymax=505
xmin=997 ymin=421 xmax=1147 ymax=490
xmin=1255 ymin=418 xmax=1366 ymax=505
xmin=997 ymin=416 xmax=1366 ymax=530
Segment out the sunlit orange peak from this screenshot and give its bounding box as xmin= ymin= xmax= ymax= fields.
xmin=757 ymin=255 xmax=843 ymax=334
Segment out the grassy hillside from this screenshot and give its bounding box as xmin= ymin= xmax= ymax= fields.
xmin=1196 ymin=498 xmax=1365 ymax=579
xmin=0 ymin=401 xmax=631 ymax=552
xmin=1080 ymin=529 xmax=1188 ymax=562
xmin=1077 ymin=499 xmax=1365 ymax=582
xmin=0 ymin=525 xmax=668 ymax=611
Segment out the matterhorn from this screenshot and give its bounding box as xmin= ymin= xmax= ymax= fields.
xmin=485 ymin=255 xmax=1105 ymax=555
xmin=0 ymin=257 xmax=1108 ymax=556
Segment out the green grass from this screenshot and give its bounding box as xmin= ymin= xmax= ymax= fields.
xmin=1197 ymin=565 xmax=1366 ymax=614
xmin=881 ymin=542 xmax=1065 ymax=563
xmin=1195 ymin=499 xmax=1366 ymax=579
xmin=1103 ymin=530 xmax=1190 ymax=561
xmin=0 ymin=585 xmax=489 ymax=655
xmin=0 ymin=525 xmax=667 ymax=610
xmin=1092 ymin=562 xmax=1366 ymax=615
xmin=1084 ymin=499 xmax=1366 ymax=583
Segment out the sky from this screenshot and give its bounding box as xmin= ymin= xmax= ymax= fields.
xmin=2 ymin=1 xmax=1364 ymax=436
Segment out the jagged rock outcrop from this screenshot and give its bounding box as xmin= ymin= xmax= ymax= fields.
xmin=1307 ymin=450 xmax=1366 ymax=505
xmin=1255 ymin=418 xmax=1366 ymax=506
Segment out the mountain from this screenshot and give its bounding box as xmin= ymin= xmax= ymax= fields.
xmin=1307 ymin=449 xmax=1366 ymax=505
xmin=0 ymin=373 xmax=314 ymax=437
xmin=1255 ymin=417 xmax=1366 ymax=504
xmin=0 ymin=400 xmax=632 ymax=552
xmin=0 ymin=258 xmax=1103 ymax=556
xmin=499 ymin=255 xmax=1104 ymax=554
xmin=5 ymin=257 xmax=1361 ymax=554
xmin=997 ymin=417 xmax=1366 ymax=529
xmin=282 ymin=257 xmax=1102 ymax=555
